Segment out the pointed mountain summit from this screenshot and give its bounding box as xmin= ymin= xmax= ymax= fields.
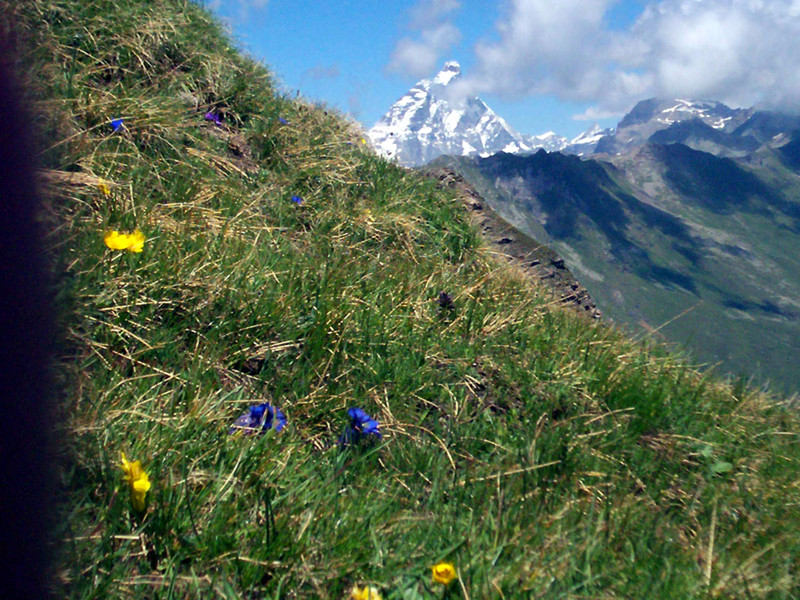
xmin=369 ymin=61 xmax=552 ymax=167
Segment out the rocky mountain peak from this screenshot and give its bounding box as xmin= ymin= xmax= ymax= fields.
xmin=429 ymin=61 xmax=461 ymax=88
xmin=367 ymin=61 xmax=547 ymax=167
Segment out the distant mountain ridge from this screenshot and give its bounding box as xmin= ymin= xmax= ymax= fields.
xmin=368 ymin=63 xmax=795 ymax=166
xmin=567 ymin=123 xmax=614 ymax=156
xmin=373 ymin=63 xmax=800 ymax=391
xmin=435 ymin=130 xmax=800 ymax=393
xmin=595 ymin=98 xmax=753 ymax=156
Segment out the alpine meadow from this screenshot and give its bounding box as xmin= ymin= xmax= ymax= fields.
xmin=6 ymin=0 xmax=800 ymax=598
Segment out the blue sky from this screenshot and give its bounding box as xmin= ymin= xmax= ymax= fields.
xmin=205 ymin=1 xmax=800 ymax=140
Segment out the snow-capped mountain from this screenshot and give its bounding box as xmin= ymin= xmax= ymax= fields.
xmin=368 ymin=62 xmax=550 ymax=167
xmin=527 ymin=131 xmax=569 ymax=153
xmin=563 ymin=124 xmax=614 ymax=156
xmin=595 ymin=98 xmax=753 ymax=155
xmin=368 ymin=68 xmax=764 ymax=165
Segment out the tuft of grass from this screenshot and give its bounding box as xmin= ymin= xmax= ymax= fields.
xmin=7 ymin=0 xmax=800 ymax=598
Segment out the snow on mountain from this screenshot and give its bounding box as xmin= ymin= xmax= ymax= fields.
xmin=368 ymin=62 xmax=556 ymax=167
xmin=524 ymin=131 xmax=569 ymax=152
xmin=570 ymin=124 xmax=610 ymax=146
xmin=368 ymin=69 xmax=762 ymax=165
xmin=562 ymin=124 xmax=614 ymax=156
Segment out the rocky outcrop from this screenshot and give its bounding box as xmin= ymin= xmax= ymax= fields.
xmin=423 ymin=168 xmax=601 ymax=319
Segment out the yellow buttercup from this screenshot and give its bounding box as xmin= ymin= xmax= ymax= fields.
xmin=97 ymin=180 xmax=111 ymax=196
xmin=431 ymin=562 xmax=457 ymax=585
xmin=104 ymin=229 xmax=145 ymax=253
xmin=120 ymin=452 xmax=151 ymax=511
xmin=350 ymin=585 xmax=382 ymax=600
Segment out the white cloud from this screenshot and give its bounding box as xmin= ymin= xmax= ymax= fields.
xmin=409 ymin=0 xmax=460 ymax=27
xmin=573 ymin=105 xmax=627 ymax=121
xmin=461 ymin=0 xmax=800 ymax=117
xmin=634 ymin=0 xmax=800 ymax=110
xmin=388 ymin=23 xmax=462 ymax=78
xmin=209 ymin=0 xmax=269 ymax=23
xmin=303 ymin=65 xmax=341 ymax=82
xmin=462 ymin=0 xmax=617 ymax=97
xmin=387 ymin=1 xmax=461 ymax=78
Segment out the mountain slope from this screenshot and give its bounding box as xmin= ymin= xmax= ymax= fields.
xmin=9 ymin=0 xmax=800 ymax=598
xmin=596 ymin=98 xmax=752 ymax=155
xmin=442 ymin=144 xmax=800 ymax=393
xmin=733 ymin=110 xmax=800 ymax=145
xmin=648 ymin=119 xmax=760 ymax=156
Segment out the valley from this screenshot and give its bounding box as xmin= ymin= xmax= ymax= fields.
xmin=370 ymin=62 xmax=800 ymax=395
xmin=435 ymin=144 xmax=800 ymax=394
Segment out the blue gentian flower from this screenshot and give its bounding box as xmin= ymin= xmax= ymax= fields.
xmin=278 ymin=117 xmax=289 ymax=125
xmin=230 ymin=402 xmax=287 ymax=435
xmin=291 ymin=195 xmax=303 ymax=205
xmin=349 ymin=408 xmax=381 ymax=436
xmin=204 ymin=111 xmax=222 ymax=126
xmin=340 ymin=407 xmax=382 ymax=447
xmin=110 ymin=118 xmax=124 ymax=132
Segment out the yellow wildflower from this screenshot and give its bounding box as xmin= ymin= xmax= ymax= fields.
xmin=431 ymin=562 xmax=457 ymax=585
xmin=97 ymin=180 xmax=111 ymax=196
xmin=120 ymin=452 xmax=151 ymax=512
xmin=104 ymin=229 xmax=145 ymax=253
xmin=350 ymin=585 xmax=382 ymax=600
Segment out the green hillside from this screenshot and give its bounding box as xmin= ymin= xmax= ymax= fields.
xmin=10 ymin=1 xmax=800 ymax=598
xmin=439 ymin=146 xmax=800 ymax=395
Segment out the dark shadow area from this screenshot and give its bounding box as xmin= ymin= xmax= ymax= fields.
xmin=653 ymin=143 xmax=780 ymax=214
xmin=722 ymin=297 xmax=797 ymax=319
xmin=777 ymin=133 xmax=800 ymax=171
xmin=0 ymin=38 xmax=56 ymax=600
xmin=480 ymin=150 xmax=630 ymax=241
xmin=477 ymin=150 xmax=700 ymax=294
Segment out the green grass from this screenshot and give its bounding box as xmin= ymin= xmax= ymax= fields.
xmin=9 ymin=0 xmax=800 ymax=598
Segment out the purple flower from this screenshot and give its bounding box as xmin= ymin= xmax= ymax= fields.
xmin=291 ymin=195 xmax=303 ymax=205
xmin=230 ymin=402 xmax=287 ymax=435
xmin=437 ymin=291 xmax=454 ymax=310
xmin=339 ymin=407 xmax=382 ymax=447
xmin=204 ymin=111 xmax=222 ymax=126
xmin=278 ymin=117 xmax=289 ymax=125
xmin=110 ymin=118 xmax=124 ymax=132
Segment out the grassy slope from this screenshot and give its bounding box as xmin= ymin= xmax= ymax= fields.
xmin=10 ymin=1 xmax=800 ymax=598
